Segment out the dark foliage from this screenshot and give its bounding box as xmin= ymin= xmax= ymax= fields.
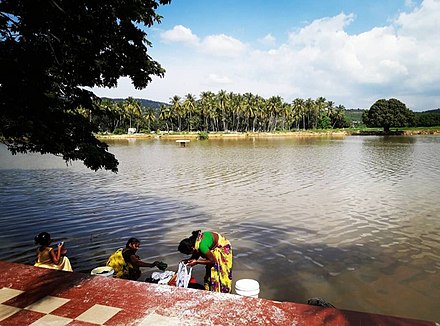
xmin=0 ymin=0 xmax=171 ymax=172
xmin=345 ymin=109 xmax=365 ymax=122
xmin=362 ymin=98 xmax=415 ymax=132
xmin=414 ymin=109 xmax=440 ymax=127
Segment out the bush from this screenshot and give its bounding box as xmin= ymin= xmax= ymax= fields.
xmin=198 ymin=132 xmax=209 ymax=140
xmin=113 ymin=128 xmax=126 ymax=135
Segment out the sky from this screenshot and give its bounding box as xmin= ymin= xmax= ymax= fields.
xmin=92 ymin=0 xmax=440 ymax=111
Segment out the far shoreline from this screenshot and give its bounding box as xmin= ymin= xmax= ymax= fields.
xmin=96 ymin=128 xmax=440 ymax=140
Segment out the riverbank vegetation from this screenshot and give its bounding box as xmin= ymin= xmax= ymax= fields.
xmin=95 ymin=127 xmax=440 ymax=141
xmin=93 ymin=93 xmax=349 ymax=134
xmin=90 ymin=94 xmax=440 ymax=137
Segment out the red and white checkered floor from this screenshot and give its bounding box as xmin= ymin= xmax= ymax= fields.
xmin=0 ymin=261 xmax=435 ymax=325
xmin=1 ymin=287 xmax=121 ymax=325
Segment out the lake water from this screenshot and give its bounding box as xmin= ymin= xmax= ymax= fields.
xmin=0 ymin=135 xmax=439 ymax=321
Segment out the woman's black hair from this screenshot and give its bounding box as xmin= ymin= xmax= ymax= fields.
xmin=35 ymin=232 xmax=51 ymax=246
xmin=178 ymin=230 xmax=200 ymax=255
xmin=126 ymin=237 xmax=140 ymax=247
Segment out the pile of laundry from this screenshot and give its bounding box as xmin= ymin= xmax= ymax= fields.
xmin=146 ymin=270 xmax=176 ymax=284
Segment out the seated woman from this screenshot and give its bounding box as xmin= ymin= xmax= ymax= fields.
xmin=107 ymin=237 xmax=160 ymax=280
xmin=34 ymin=232 xmax=73 ymax=272
xmin=178 ymin=230 xmax=232 ymax=293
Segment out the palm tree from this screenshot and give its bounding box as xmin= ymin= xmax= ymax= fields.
xmin=304 ymin=98 xmax=316 ymax=129
xmin=217 ymin=90 xmax=228 ymax=131
xmin=200 ymin=91 xmax=216 ymax=132
xmin=266 ymin=96 xmax=283 ymax=131
xmin=234 ymin=93 xmax=246 ymax=132
xmin=331 ymin=105 xmax=347 ymax=128
xmin=143 ymin=108 xmax=156 ymax=132
xmin=114 ymin=102 xmax=128 ymax=132
xmin=281 ymin=102 xmax=292 ymax=131
xmin=292 ymin=98 xmax=304 ymax=130
xmin=326 ymin=100 xmax=335 ymax=116
xmin=242 ymin=92 xmax=255 ymax=132
xmin=183 ymin=93 xmax=197 ymax=132
xmin=96 ymin=99 xmax=118 ymax=132
xmin=313 ymin=97 xmax=327 ymax=129
xmin=159 ymin=104 xmax=172 ymax=131
xmin=170 ymin=95 xmax=183 ymax=131
xmin=123 ymin=97 xmax=142 ymax=130
xmin=254 ymin=95 xmax=266 ymax=132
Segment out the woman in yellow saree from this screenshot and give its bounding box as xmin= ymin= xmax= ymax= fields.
xmin=178 ymin=230 xmax=232 ymax=293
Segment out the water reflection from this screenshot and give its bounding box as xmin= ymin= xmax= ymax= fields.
xmin=0 ymin=136 xmax=439 ymax=321
xmin=360 ymin=136 xmax=417 ymax=182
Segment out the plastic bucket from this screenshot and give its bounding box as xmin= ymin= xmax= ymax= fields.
xmin=91 ymin=266 xmax=114 ymax=277
xmin=235 ymin=279 xmax=260 ymax=298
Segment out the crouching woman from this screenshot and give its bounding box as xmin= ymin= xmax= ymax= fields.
xmin=107 ymin=237 xmax=160 ymax=280
xmin=178 ymin=230 xmax=232 ymax=293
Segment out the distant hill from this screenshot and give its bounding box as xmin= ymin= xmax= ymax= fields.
xmin=345 ymin=108 xmax=440 ymax=118
xmin=422 ymin=108 xmax=440 ymax=114
xmin=414 ymin=108 xmax=440 ymax=127
xmin=345 ymin=108 xmax=440 ymax=127
xmin=345 ymin=109 xmax=365 ymax=122
xmin=100 ymin=97 xmax=168 ymax=109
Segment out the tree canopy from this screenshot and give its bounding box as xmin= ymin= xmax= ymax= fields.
xmin=91 ymin=93 xmax=350 ymax=134
xmin=414 ymin=109 xmax=440 ymax=127
xmin=0 ymin=0 xmax=171 ymax=172
xmin=362 ymin=98 xmax=415 ymax=132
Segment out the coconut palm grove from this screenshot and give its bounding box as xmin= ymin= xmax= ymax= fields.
xmin=93 ymin=94 xmax=438 ymax=135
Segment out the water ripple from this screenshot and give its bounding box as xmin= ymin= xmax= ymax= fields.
xmin=0 ymin=137 xmax=439 ymax=321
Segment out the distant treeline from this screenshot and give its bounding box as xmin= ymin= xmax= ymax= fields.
xmin=95 ymin=92 xmax=350 ymax=134
xmin=346 ymin=108 xmax=440 ymax=127
xmin=413 ymin=109 xmax=440 ymax=127
xmin=91 ymin=94 xmax=439 ymax=134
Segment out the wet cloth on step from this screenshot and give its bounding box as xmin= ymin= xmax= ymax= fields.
xmin=151 ymin=271 xmax=175 ymax=284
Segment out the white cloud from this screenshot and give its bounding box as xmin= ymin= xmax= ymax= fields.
xmin=288 ymin=12 xmax=354 ymax=47
xmin=160 ymin=25 xmax=199 ymax=44
xmin=239 ymin=3 xmax=440 ymax=109
xmin=258 ymin=33 xmax=276 ymax=46
xmin=396 ymin=0 xmax=440 ymax=42
xmin=404 ymin=0 xmax=417 ymax=7
xmin=207 ymin=73 xmax=232 ymax=84
xmin=160 ymin=25 xmax=248 ymax=58
xmin=201 ymin=34 xmax=248 ymax=58
xmin=94 ymin=0 xmax=440 ymax=111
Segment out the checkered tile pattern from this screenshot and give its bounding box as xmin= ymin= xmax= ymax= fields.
xmin=0 ymin=261 xmax=433 ymax=326
xmin=0 ymin=287 xmax=121 ymax=325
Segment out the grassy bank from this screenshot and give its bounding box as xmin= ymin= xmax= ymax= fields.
xmin=96 ymin=130 xmax=347 ymax=140
xmin=95 ymin=127 xmax=440 ymax=140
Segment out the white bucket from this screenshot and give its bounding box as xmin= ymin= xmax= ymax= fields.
xmin=91 ymin=266 xmax=114 ymax=277
xmin=235 ymin=279 xmax=260 ymax=298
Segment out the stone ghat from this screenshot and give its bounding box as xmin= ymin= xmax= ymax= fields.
xmin=0 ymin=261 xmax=435 ymax=325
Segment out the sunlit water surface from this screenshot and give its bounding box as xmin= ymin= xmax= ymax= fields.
xmin=0 ymin=136 xmax=439 ymax=321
